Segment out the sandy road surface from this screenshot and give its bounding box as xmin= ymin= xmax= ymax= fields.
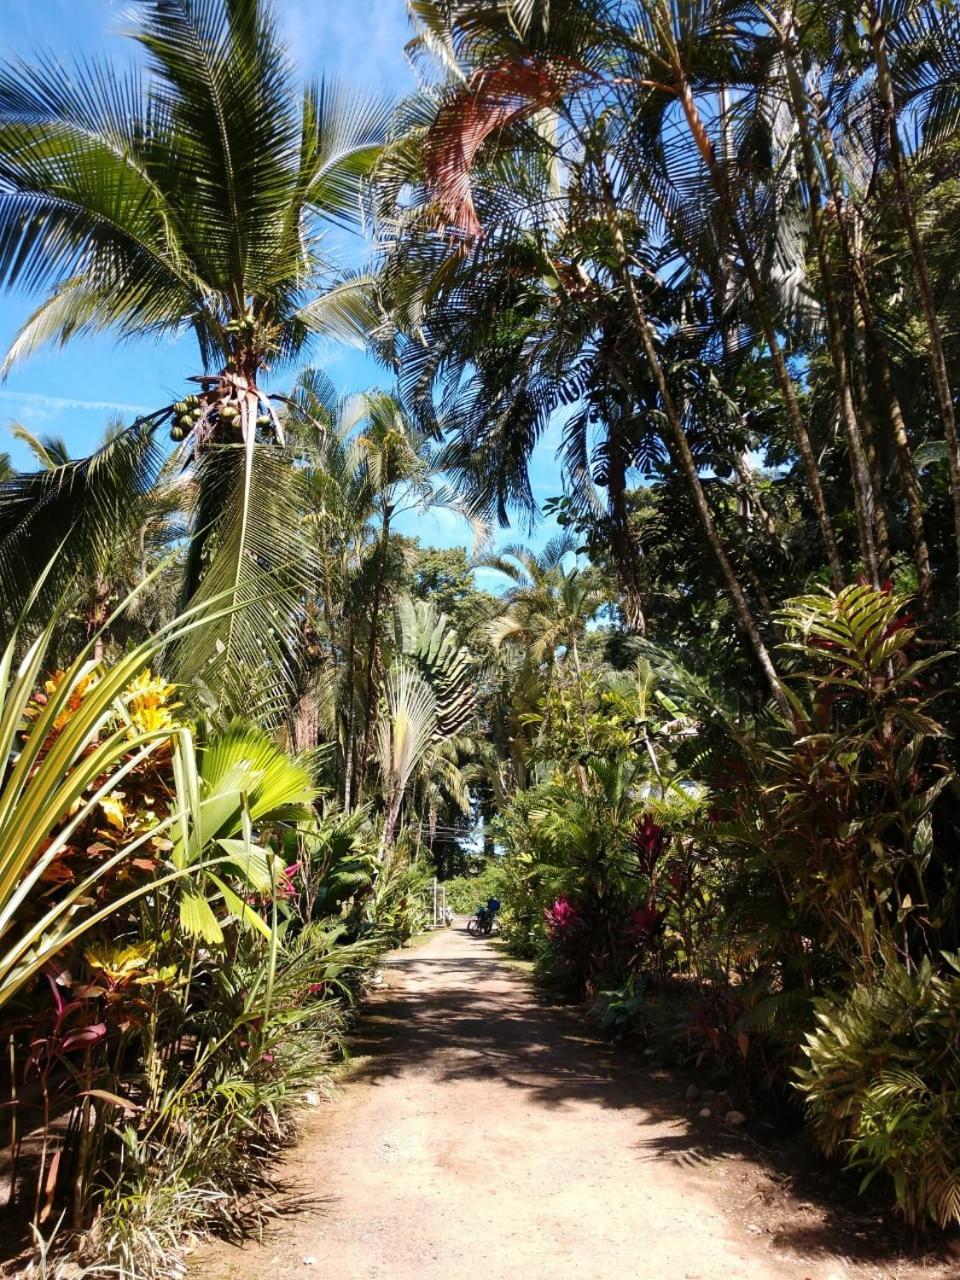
xmin=196 ymin=923 xmax=950 ymax=1280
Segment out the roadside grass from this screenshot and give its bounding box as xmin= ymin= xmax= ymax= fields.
xmin=488 ymin=938 xmax=536 ymax=975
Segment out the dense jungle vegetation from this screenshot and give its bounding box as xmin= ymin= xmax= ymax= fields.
xmin=0 ymin=0 xmax=960 ymax=1271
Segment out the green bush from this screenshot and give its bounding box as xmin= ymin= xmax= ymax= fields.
xmin=796 ymin=954 xmax=960 ymax=1227
xmin=441 ymin=863 xmax=505 ymax=913
xmin=366 ymin=853 xmax=432 ymax=946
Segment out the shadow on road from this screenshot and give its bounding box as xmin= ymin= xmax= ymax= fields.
xmin=344 ymin=927 xmax=954 ymax=1273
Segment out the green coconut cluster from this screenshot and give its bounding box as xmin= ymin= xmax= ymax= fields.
xmin=170 ymin=395 xmax=204 ymax=441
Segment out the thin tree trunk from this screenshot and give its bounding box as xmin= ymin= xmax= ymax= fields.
xmin=717 ymin=86 xmax=777 ymax=547
xmin=607 ymin=447 xmax=647 ymax=634
xmin=569 ymin=633 xmax=590 ymax=732
xmin=780 ymin=41 xmax=880 ymax=583
xmin=380 ymin=784 xmax=404 ymax=859
xmin=88 ymin=577 xmax=110 ymax=661
xmin=739 ymin=546 xmax=775 ymax=615
xmin=357 ymin=505 xmax=392 ymax=803
xmin=602 ymin=192 xmax=788 ymax=709
xmin=671 ymin=67 xmax=844 ymax=589
xmin=814 ymin=99 xmax=934 ymax=612
xmin=850 ymin=291 xmax=891 ymax=575
xmin=72 ymin=1050 xmax=93 ymax=1230
xmin=343 ymin=618 xmax=357 ymax=813
xmin=867 ymin=0 xmax=960 ymax=607
xmin=865 ymin=312 xmax=934 ymax=608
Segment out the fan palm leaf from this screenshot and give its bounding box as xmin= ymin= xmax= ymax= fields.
xmin=377 ymin=662 xmax=437 ymax=852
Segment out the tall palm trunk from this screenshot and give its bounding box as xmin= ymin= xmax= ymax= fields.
xmin=380 ymin=784 xmax=404 ymax=859
xmin=780 ymin=40 xmax=880 ymax=583
xmin=813 ymin=98 xmax=934 ymax=613
xmin=343 ymin=616 xmax=358 ymax=812
xmin=356 ymin=503 xmax=392 ymax=801
xmin=717 ymin=86 xmax=785 ymax=560
xmin=850 ymin=305 xmax=891 ymax=575
xmin=866 ymin=0 xmax=960 ymax=607
xmin=667 ymin=61 xmax=844 ymax=588
xmin=607 ymin=446 xmax=647 ymax=634
xmin=602 ymin=190 xmax=787 ymax=709
xmin=569 ymin=632 xmax=591 ymax=732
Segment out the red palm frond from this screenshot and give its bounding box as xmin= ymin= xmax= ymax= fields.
xmin=423 ymin=56 xmax=578 ymax=238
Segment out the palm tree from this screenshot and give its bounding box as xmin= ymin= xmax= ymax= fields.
xmin=0 ymin=0 xmax=390 ymax=709
xmin=283 ymin=373 xmax=485 ymax=808
xmin=376 ymin=0 xmax=791 ymax=705
xmin=4 ymin=421 xmax=184 ymax=656
xmin=486 ymin=537 xmax=601 ymax=664
xmin=380 ymin=0 xmax=960 ymax=681
xmin=858 ymin=0 xmax=960 ymax=605
xmin=483 ymin=536 xmax=607 ymax=730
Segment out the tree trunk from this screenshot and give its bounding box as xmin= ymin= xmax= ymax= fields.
xmin=672 ymin=69 xmax=844 ymax=589
xmin=607 ymin=446 xmax=647 ymax=634
xmin=88 ymin=577 xmax=110 ymax=661
xmin=602 ymin=193 xmax=788 ymax=709
xmin=356 ymin=505 xmax=391 ymax=803
xmin=867 ymin=0 xmax=960 ymax=606
xmin=780 ymin=41 xmax=880 ymax=584
xmin=343 ymin=618 xmax=357 ymax=813
xmin=379 ymin=782 xmax=404 ymax=860
xmin=814 ymin=99 xmax=934 ymax=613
xmin=850 ymin=294 xmax=891 ymax=576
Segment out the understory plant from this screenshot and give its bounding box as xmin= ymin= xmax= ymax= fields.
xmin=796 ymin=953 xmax=960 ymax=1227
xmin=497 ymin=583 xmax=960 ymax=1226
xmin=1 ymin=598 xmax=429 ymax=1276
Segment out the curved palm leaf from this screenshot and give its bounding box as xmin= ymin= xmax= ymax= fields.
xmin=0 ymin=418 xmax=167 ymax=623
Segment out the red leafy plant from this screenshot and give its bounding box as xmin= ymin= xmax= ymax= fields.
xmin=544 ymin=894 xmax=583 ymax=938
xmin=626 ymin=901 xmax=666 ymax=943
xmin=629 ymin=813 xmax=667 ymax=876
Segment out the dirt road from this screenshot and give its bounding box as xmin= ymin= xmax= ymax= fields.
xmin=197 ymin=923 xmax=950 ymax=1280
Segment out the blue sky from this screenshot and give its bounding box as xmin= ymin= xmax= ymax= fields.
xmin=0 ymin=0 xmax=563 ymax=570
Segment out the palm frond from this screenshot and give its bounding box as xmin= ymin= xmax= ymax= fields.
xmin=173 ymin=441 xmax=316 ymax=723
xmin=0 ymin=419 xmax=166 ymax=622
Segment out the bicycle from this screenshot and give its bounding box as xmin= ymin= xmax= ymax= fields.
xmin=467 ymin=906 xmax=500 ymax=937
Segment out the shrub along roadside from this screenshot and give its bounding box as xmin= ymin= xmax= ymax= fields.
xmin=440 ymin=864 xmax=505 ymax=914
xmin=1 ymin=613 xmax=431 ymax=1278
xmin=493 ymin=585 xmax=960 ymax=1229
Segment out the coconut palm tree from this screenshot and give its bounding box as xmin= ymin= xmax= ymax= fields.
xmin=0 ymin=0 xmax=390 ymax=711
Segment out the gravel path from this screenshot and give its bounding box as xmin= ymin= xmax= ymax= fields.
xmin=195 ymin=922 xmax=948 ymax=1280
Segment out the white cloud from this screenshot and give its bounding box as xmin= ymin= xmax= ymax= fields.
xmin=0 ymin=390 xmax=152 ymax=415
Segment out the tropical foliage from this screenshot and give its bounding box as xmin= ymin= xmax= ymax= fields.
xmin=373 ymin=0 xmax=960 ymax=1232
xmin=2 ymin=0 xmax=960 ymax=1269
